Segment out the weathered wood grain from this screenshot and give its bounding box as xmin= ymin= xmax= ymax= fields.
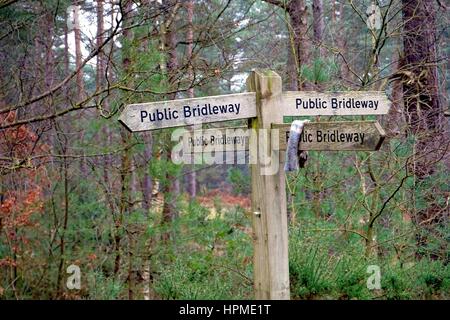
xmin=273 ymin=120 xmax=385 ymax=151
xmin=182 ymin=121 xmax=385 ymax=153
xmin=247 ymin=70 xmax=290 ymax=300
xmin=281 ymin=91 xmax=391 ymax=116
xmin=118 ymin=92 xmax=256 ymax=131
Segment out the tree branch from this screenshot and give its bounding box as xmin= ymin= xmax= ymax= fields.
xmin=0 ymin=0 xmax=19 ymax=10
xmin=0 ymin=11 xmax=123 ymax=115
xmin=262 ymin=0 xmax=288 ymax=10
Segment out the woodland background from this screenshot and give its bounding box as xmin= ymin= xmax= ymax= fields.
xmin=0 ymin=0 xmax=449 ymax=299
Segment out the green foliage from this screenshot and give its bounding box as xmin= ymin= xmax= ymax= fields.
xmin=290 ymin=246 xmax=332 ymax=298
xmin=300 ymin=58 xmax=339 ymax=85
xmin=153 ymin=257 xmax=248 ymax=300
xmin=86 ymin=271 xmax=123 ymax=300
xmin=149 ymin=156 xmax=183 ymax=189
xmin=227 ymin=167 xmax=250 ymax=195
xmin=151 ymin=201 xmax=253 ymax=299
xmin=288 ymin=226 xmax=450 ymax=300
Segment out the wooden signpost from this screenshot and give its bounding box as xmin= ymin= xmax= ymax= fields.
xmin=246 ymin=70 xmax=289 ymax=300
xmin=118 ymin=69 xmax=390 ymax=300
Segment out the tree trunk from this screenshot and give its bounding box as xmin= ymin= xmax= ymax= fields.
xmin=185 ymin=0 xmax=196 ymax=199
xmin=142 ymin=132 xmax=153 ymax=214
xmin=114 ymin=0 xmax=134 ymax=282
xmin=73 ymin=3 xmax=88 ymax=178
xmin=401 ymin=0 xmax=444 ymax=177
xmin=96 ymin=0 xmax=115 ymax=215
xmin=312 ymin=0 xmax=325 ymax=58
xmin=336 ymin=1 xmax=350 ymax=86
xmin=64 ymin=7 xmax=70 ymax=96
xmin=139 ymin=1 xmax=155 ymax=215
xmin=401 ymin=0 xmax=447 ymax=259
xmin=265 ymin=0 xmax=311 ymax=90
xmin=288 ymin=0 xmax=311 ymax=90
xmin=160 ymin=0 xmax=181 ymax=243
xmin=73 ymin=3 xmax=85 ymax=98
xmin=96 ymin=0 xmax=105 ymax=88
xmin=120 ymin=0 xmax=135 ymax=300
xmin=402 ymin=0 xmax=442 ymax=135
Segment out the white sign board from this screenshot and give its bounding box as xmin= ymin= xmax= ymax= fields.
xmin=281 ymin=91 xmax=391 ymax=116
xmin=118 ymin=92 xmax=256 ymax=131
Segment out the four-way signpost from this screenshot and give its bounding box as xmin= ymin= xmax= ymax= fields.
xmin=118 ymin=69 xmax=391 ymax=300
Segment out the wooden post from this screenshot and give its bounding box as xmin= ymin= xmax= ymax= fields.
xmin=246 ymin=70 xmax=290 ymax=300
